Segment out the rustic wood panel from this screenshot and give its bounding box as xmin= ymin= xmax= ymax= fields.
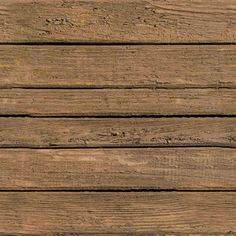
xmin=0 ymin=89 xmax=235 ymax=116
xmin=0 ymin=118 xmax=235 ymax=148
xmin=1 ymin=0 xmax=236 ymax=43
xmin=0 ymin=147 xmax=236 ymax=190
xmin=1 ymin=45 xmax=236 ymax=89
xmin=0 ymin=192 xmax=236 ymax=234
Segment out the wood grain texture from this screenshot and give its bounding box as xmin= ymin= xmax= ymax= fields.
xmin=0 ymin=118 xmax=235 ymax=148
xmin=1 ymin=234 xmax=232 ymax=236
xmin=0 ymin=192 xmax=236 ymax=234
xmin=2 ymin=234 xmax=223 ymax=236
xmin=0 ymin=89 xmax=235 ymax=116
xmin=0 ymin=234 xmax=233 ymax=236
xmin=1 ymin=0 xmax=236 ymax=43
xmin=1 ymin=45 xmax=236 ymax=89
xmin=0 ymin=147 xmax=236 ymax=190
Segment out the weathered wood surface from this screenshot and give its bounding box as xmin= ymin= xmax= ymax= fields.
xmin=0 ymin=234 xmax=206 ymax=236
xmin=1 ymin=0 xmax=236 ymax=43
xmin=0 ymin=147 xmax=236 ymax=190
xmin=1 ymin=234 xmax=219 ymax=236
xmin=0 ymin=45 xmax=236 ymax=89
xmin=0 ymin=192 xmax=236 ymax=234
xmin=0 ymin=89 xmax=235 ymax=116
xmin=0 ymin=118 xmax=235 ymax=148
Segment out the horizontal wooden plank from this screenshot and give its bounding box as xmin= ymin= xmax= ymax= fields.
xmin=0 ymin=192 xmax=236 ymax=234
xmin=0 ymin=45 xmax=236 ymax=89
xmin=0 ymin=147 xmax=236 ymax=190
xmin=0 ymin=234 xmax=194 ymax=236
xmin=1 ymin=0 xmax=236 ymax=43
xmin=0 ymin=234 xmax=227 ymax=236
xmin=2 ymin=234 xmax=225 ymax=236
xmin=0 ymin=118 xmax=235 ymax=148
xmin=0 ymin=89 xmax=235 ymax=116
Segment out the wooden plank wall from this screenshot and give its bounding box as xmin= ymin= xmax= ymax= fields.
xmin=0 ymin=0 xmax=236 ymax=235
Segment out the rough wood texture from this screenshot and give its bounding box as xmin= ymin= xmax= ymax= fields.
xmin=0 ymin=147 xmax=236 ymax=190
xmin=0 ymin=118 xmax=235 ymax=148
xmin=1 ymin=45 xmax=236 ymax=89
xmin=1 ymin=234 xmax=232 ymax=236
xmin=1 ymin=1 xmax=236 ymax=234
xmin=1 ymin=0 xmax=236 ymax=43
xmin=0 ymin=89 xmax=235 ymax=116
xmin=0 ymin=192 xmax=236 ymax=234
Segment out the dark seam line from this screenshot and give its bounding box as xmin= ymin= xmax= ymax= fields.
xmin=1 ymin=234 xmax=231 ymax=236
xmin=0 ymin=145 xmax=236 ymax=151
xmin=0 ymin=146 xmax=234 ymax=149
xmin=0 ymin=145 xmax=235 ymax=149
xmin=1 ymin=87 xmax=236 ymax=89
xmin=0 ymin=189 xmax=236 ymax=192
xmin=0 ymin=114 xmax=236 ymax=118
xmin=0 ymin=42 xmax=236 ymax=46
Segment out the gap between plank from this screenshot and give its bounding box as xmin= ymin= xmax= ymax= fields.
xmin=1 ymin=42 xmax=236 ymax=46
xmin=1 ymin=87 xmax=236 ymax=89
xmin=0 ymin=146 xmax=235 ymax=149
xmin=0 ymin=189 xmax=236 ymax=192
xmin=0 ymin=145 xmax=235 ymax=149
xmin=0 ymin=115 xmax=235 ymax=118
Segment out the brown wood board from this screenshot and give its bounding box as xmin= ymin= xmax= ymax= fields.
xmin=0 ymin=147 xmax=236 ymax=190
xmin=0 ymin=45 xmax=236 ymax=89
xmin=0 ymin=118 xmax=235 ymax=148
xmin=0 ymin=192 xmax=236 ymax=234
xmin=0 ymin=89 xmax=235 ymax=116
xmin=1 ymin=0 xmax=236 ymax=43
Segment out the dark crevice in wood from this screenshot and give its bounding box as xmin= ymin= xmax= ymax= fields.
xmin=1 ymin=87 xmax=236 ymax=89
xmin=1 ymin=42 xmax=236 ymax=46
xmin=0 ymin=146 xmax=235 ymax=149
xmin=0 ymin=145 xmax=235 ymax=149
xmin=0 ymin=189 xmax=236 ymax=192
xmin=0 ymin=114 xmax=235 ymax=118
